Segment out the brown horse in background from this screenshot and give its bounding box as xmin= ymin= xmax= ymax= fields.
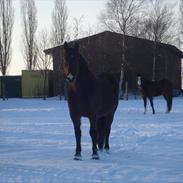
xmin=137 ymin=75 xmax=173 ymax=114
xmin=63 ymin=42 xmax=119 ymax=160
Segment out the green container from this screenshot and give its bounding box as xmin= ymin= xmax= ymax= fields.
xmin=22 ymin=70 xmax=53 ymax=98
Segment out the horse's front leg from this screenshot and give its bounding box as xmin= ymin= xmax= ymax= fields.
xmin=143 ymin=97 xmax=147 ymax=114
xmin=149 ymin=97 xmax=155 ymax=114
xmin=71 ymin=117 xmax=82 ymax=160
xmin=89 ymin=118 xmax=99 ymax=160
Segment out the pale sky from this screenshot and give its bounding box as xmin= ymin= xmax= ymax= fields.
xmin=8 ymin=0 xmax=179 ymax=75
xmin=9 ymin=0 xmax=107 ymax=75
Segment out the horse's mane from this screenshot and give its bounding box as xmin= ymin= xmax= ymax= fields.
xmin=78 ymin=53 xmax=89 ymax=70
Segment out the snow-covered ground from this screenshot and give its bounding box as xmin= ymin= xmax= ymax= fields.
xmin=0 ymin=97 xmax=183 ymax=183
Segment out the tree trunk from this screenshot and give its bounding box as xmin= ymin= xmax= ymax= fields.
xmin=2 ymin=75 xmax=6 ymax=101
xmin=152 ymin=40 xmax=157 ymax=81
xmin=118 ymin=33 xmax=126 ymax=99
xmin=118 ymin=63 xmax=124 ymax=99
xmin=43 ymin=70 xmax=47 ymax=100
xmin=125 ymin=81 xmax=128 ymax=100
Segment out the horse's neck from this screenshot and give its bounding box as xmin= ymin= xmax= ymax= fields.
xmin=76 ymin=56 xmax=96 ymax=88
xmin=70 ymin=60 xmax=94 ymax=96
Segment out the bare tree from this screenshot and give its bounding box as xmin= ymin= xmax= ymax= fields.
xmin=100 ymin=0 xmax=145 ymax=99
xmin=83 ymin=23 xmax=101 ymax=37
xmin=51 ymin=0 xmax=68 ymax=46
xmin=145 ymin=0 xmax=174 ymax=43
xmin=72 ymin=16 xmax=84 ymax=40
xmin=0 ymin=0 xmax=14 ymax=100
xmin=180 ymin=0 xmax=183 ymax=89
xmin=180 ymin=0 xmax=183 ymax=49
xmin=21 ymin=0 xmax=38 ymax=70
xmin=51 ymin=0 xmax=68 ymax=99
xmin=36 ymin=29 xmax=52 ymax=100
xmin=142 ymin=0 xmax=174 ymax=80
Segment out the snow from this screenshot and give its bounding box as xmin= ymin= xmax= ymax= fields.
xmin=0 ymin=97 xmax=183 ymax=183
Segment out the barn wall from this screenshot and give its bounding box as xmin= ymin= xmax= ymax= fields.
xmin=50 ymin=32 xmax=182 ymax=96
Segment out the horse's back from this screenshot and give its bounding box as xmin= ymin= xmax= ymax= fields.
xmin=143 ymin=79 xmax=172 ymax=97
xmin=156 ymin=79 xmax=172 ymax=93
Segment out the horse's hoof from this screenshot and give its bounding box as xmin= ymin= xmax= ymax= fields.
xmin=92 ymin=154 xmax=99 ymax=160
xmin=74 ymin=155 xmax=82 ymax=160
xmin=99 ymin=148 xmax=103 ymax=152
xmin=105 ymin=149 xmax=110 ymax=154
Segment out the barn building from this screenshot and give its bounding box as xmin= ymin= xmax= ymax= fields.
xmin=44 ymin=31 xmax=183 ymax=97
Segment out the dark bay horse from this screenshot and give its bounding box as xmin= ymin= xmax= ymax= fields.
xmin=137 ymin=75 xmax=173 ymax=114
xmin=63 ymin=42 xmax=119 ymax=160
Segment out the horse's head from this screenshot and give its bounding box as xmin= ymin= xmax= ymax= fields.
xmin=63 ymin=41 xmax=80 ymax=82
xmin=136 ymin=74 xmax=142 ymax=87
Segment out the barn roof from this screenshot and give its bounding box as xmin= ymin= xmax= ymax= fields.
xmin=44 ymin=31 xmax=183 ymax=58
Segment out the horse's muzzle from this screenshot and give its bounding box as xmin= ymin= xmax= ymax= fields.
xmin=64 ymin=64 xmax=75 ymax=83
xmin=66 ymin=73 xmax=75 ymax=82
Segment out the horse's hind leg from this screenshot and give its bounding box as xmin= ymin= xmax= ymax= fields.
xmin=168 ymin=95 xmax=173 ymax=112
xmin=89 ymin=117 xmax=99 ymax=159
xmin=163 ymin=93 xmax=172 ymax=113
xmin=163 ymin=94 xmax=169 ymax=113
xmin=149 ymin=97 xmax=155 ymax=114
xmin=104 ymin=113 xmax=114 ymax=152
xmin=97 ymin=117 xmax=106 ymax=151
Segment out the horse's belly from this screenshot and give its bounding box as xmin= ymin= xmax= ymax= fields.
xmin=150 ymin=90 xmax=163 ymax=97
xmin=68 ymin=91 xmax=118 ymax=118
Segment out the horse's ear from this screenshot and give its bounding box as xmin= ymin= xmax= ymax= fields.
xmin=74 ymin=42 xmax=79 ymax=51
xmin=64 ymin=42 xmax=68 ymax=50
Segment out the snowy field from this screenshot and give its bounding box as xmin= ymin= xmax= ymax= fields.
xmin=0 ymin=97 xmax=183 ymax=183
